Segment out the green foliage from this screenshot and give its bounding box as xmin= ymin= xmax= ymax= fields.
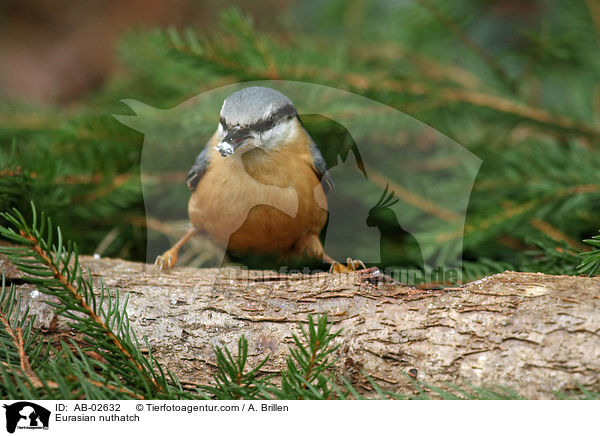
xmin=204 ymin=336 xmax=271 ymax=400
xmin=0 ymin=204 xmax=189 ymax=399
xmin=396 ymin=379 xmax=523 ymax=400
xmin=0 ymin=204 xmax=599 ymax=399
xmin=3 ymin=1 xmax=600 ymax=399
xmin=204 ymin=315 xmax=343 ymax=400
xmin=2 ymin=2 xmax=599 ymax=280
xmin=554 ymin=384 xmax=600 ymax=400
xmin=277 ymin=315 xmax=341 ymax=399
xmin=0 ymin=204 xmax=352 ymax=399
xmin=577 ymin=230 xmax=600 ymax=276
xmin=521 ymin=234 xmax=581 ymax=275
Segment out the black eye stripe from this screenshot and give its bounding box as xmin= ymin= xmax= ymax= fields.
xmin=253 ymin=104 xmax=297 ymax=132
xmin=221 ymin=104 xmax=297 ymax=133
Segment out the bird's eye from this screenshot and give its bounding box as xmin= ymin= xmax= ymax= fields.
xmin=264 ymin=118 xmax=275 ymax=130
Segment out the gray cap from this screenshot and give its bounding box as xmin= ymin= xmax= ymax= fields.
xmin=220 ymin=86 xmax=296 ymax=128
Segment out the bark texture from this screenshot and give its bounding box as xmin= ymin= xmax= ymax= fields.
xmin=2 ymin=255 xmax=599 ymax=399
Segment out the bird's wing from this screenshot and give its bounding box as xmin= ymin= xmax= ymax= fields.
xmin=186 ymin=144 xmax=211 ymax=191
xmin=308 ymin=139 xmax=334 ymax=193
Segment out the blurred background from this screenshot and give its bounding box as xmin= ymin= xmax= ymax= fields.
xmin=1 ymin=0 xmax=599 ymax=282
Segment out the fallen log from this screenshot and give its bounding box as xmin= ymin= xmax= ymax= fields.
xmin=2 ymin=255 xmax=599 ymax=399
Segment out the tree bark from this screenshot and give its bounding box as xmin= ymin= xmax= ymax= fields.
xmin=2 ymin=254 xmax=599 ymax=399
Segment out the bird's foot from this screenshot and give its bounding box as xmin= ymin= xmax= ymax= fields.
xmin=154 ymin=247 xmax=179 ymax=275
xmin=325 ymin=256 xmax=397 ymax=285
xmin=330 ymin=259 xmax=397 ymax=286
xmin=329 ymin=257 xmax=366 ymax=273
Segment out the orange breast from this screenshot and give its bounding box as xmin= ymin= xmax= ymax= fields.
xmin=188 ymin=130 xmax=328 ymax=255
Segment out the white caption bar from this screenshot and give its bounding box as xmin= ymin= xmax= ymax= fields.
xmin=0 ymin=400 xmax=595 ymax=435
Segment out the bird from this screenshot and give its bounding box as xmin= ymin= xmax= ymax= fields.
xmin=366 ymin=185 xmax=424 ymax=272
xmin=154 ymin=86 xmax=363 ymax=273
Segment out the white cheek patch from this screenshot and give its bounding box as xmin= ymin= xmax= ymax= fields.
xmin=259 ymin=127 xmax=274 ymax=144
xmin=260 ymin=119 xmax=295 ymax=149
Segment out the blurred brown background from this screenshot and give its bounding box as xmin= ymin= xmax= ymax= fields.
xmin=0 ymin=0 xmax=290 ymax=103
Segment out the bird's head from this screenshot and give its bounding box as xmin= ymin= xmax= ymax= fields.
xmin=215 ymin=86 xmax=300 ymax=157
xmin=367 ymin=184 xmax=399 ymax=227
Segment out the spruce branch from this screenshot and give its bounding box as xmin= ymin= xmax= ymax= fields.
xmin=585 ymin=0 xmax=600 ymax=58
xmin=366 ymin=165 xmax=462 ymax=222
xmin=522 ymin=234 xmax=580 ymax=276
xmin=529 ymin=218 xmax=589 ymax=253
xmin=0 ymin=203 xmax=281 ymax=399
xmin=0 ymin=205 xmax=357 ymax=399
xmin=577 ymin=231 xmax=600 ymax=276
xmin=0 ymin=203 xmax=171 ymax=395
xmin=219 ymin=8 xmax=280 ymax=79
xmin=275 ymin=314 xmax=342 ymax=400
xmin=203 ymin=314 xmax=343 ymax=400
xmin=413 ymin=0 xmax=518 ymax=94
xmin=203 ymin=336 xmax=272 ymax=400
xmin=165 ymin=14 xmax=600 ymax=140
xmin=0 ymin=276 xmax=55 ymax=391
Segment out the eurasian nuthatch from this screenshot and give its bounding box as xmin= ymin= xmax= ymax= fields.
xmin=155 ymin=86 xmax=360 ymax=271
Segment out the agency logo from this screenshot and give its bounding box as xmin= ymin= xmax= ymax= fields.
xmin=116 ymin=80 xmax=481 ymax=285
xmin=3 ymin=402 xmax=50 ymax=434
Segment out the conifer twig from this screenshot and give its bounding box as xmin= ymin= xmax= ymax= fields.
xmin=170 ymin=26 xmax=600 ymax=139
xmin=17 ymin=229 xmax=163 ymax=392
xmin=529 ymin=218 xmax=589 ymax=253
xmin=82 ymin=378 xmax=145 ymax=399
xmin=75 ymin=174 xmax=133 ymax=203
xmin=586 ymin=0 xmax=600 ymax=57
xmin=0 ymin=206 xmax=165 ymax=394
xmin=0 ymin=308 xmax=57 ymax=389
xmin=366 ymin=165 xmax=462 ymax=222
xmin=413 ymin=0 xmax=517 ymax=93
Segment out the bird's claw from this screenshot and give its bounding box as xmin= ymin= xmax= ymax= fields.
xmin=329 ymin=257 xmax=366 ymax=273
xmin=328 ymin=258 xmax=396 ymax=286
xmin=154 ymin=249 xmax=178 ymax=276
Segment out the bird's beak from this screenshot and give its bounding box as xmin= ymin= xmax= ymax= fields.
xmin=216 ymin=126 xmax=252 ymax=157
